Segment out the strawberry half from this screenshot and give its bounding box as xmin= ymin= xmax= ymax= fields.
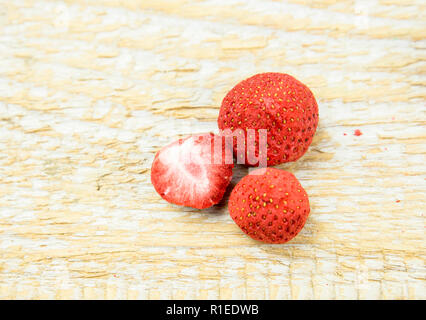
xmin=151 ymin=133 xmax=234 ymax=209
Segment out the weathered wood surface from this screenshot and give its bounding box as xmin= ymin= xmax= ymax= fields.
xmin=0 ymin=0 xmax=425 ymax=299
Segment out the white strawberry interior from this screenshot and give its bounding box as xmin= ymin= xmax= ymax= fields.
xmin=158 ymin=136 xmax=210 ymax=198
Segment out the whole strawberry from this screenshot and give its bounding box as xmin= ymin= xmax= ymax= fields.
xmin=151 ymin=133 xmax=233 ymax=209
xmin=218 ymin=73 xmax=319 ymax=166
xmin=229 ymin=168 xmax=310 ymax=244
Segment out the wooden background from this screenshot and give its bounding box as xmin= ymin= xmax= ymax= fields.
xmin=0 ymin=0 xmax=425 ymax=299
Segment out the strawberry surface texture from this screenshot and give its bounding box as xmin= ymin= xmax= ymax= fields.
xmin=229 ymin=168 xmax=310 ymax=244
xmin=218 ymin=72 xmax=319 ymax=166
xmin=151 ymin=133 xmax=234 ymax=209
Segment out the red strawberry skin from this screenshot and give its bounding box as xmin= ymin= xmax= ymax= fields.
xmin=151 ymin=133 xmax=233 ymax=209
xmin=229 ymin=168 xmax=310 ymax=244
xmin=218 ymin=73 xmax=319 ymax=166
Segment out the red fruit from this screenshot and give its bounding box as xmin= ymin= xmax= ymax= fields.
xmin=151 ymin=133 xmax=234 ymax=209
xmin=218 ymin=73 xmax=319 ymax=166
xmin=229 ymin=168 xmax=310 ymax=244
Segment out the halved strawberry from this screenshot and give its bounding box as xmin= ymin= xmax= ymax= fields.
xmin=151 ymin=133 xmax=234 ymax=209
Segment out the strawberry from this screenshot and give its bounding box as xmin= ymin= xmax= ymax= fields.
xmin=151 ymin=133 xmax=234 ymax=209
xmin=228 ymin=168 xmax=310 ymax=244
xmin=218 ymin=72 xmax=319 ymax=166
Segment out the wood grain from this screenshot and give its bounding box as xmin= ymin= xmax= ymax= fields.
xmin=0 ymin=0 xmax=425 ymax=299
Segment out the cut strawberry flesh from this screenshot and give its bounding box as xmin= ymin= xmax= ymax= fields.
xmin=151 ymin=133 xmax=234 ymax=209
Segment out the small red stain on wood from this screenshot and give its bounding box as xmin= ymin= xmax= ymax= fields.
xmin=396 ymin=200 xmax=401 ymax=203
xmin=354 ymin=129 xmax=362 ymax=136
